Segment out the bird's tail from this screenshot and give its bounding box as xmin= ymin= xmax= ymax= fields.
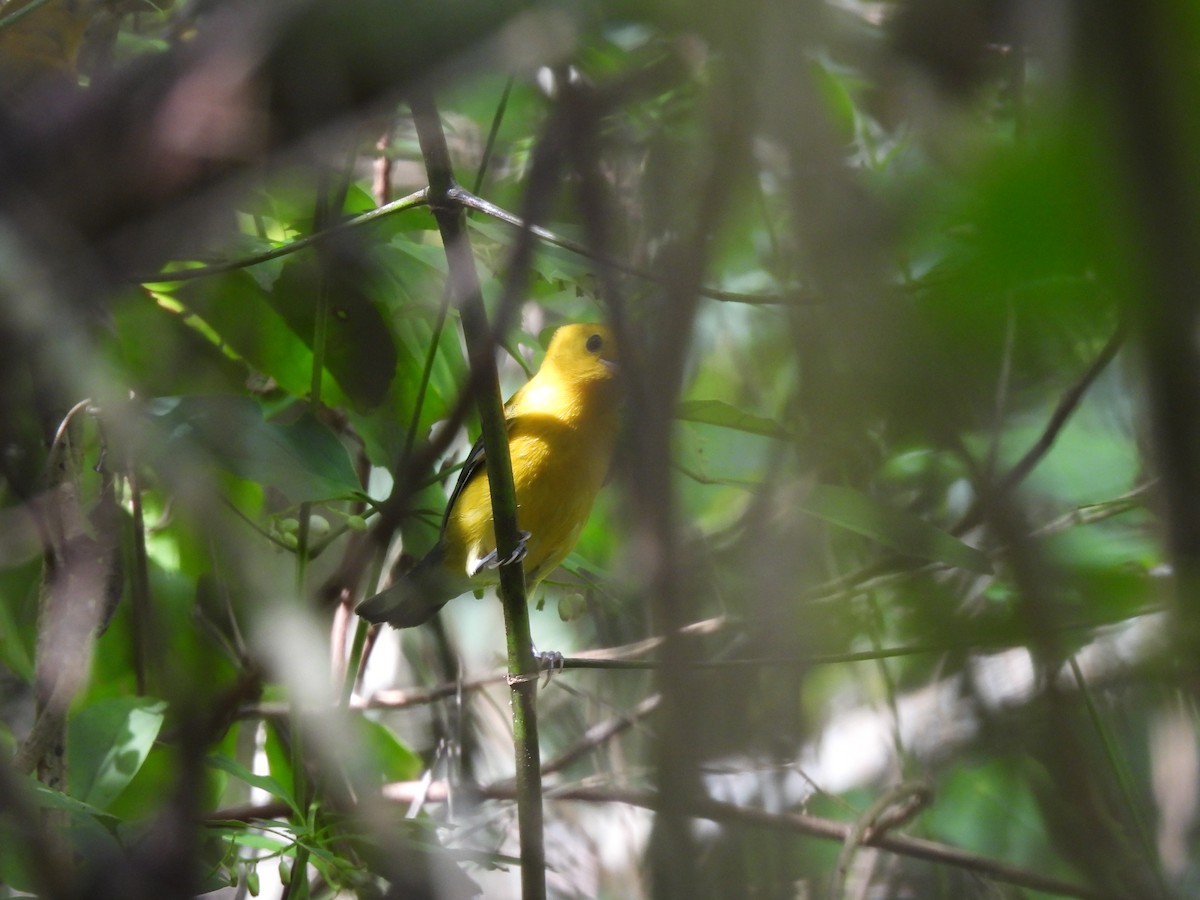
xmin=355 ymin=548 xmax=464 ymax=628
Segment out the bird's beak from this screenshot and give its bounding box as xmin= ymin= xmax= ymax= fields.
xmin=601 ymin=359 xmax=619 ymax=373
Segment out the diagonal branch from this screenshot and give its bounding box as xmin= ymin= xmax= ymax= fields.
xmin=955 ymin=324 xmax=1127 ymax=534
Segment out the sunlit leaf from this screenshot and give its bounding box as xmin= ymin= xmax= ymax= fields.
xmin=68 ymin=697 xmax=167 ymax=810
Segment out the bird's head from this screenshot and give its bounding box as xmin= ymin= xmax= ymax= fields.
xmin=544 ymin=323 xmax=618 ymax=384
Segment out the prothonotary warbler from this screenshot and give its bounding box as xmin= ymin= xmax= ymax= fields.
xmin=356 ymin=323 xmax=620 ymax=628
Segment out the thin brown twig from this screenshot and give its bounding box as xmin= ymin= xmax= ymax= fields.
xmin=449 ymin=186 xmax=795 ymax=305
xmin=540 ymin=694 xmax=661 ymax=777
xmin=240 ymin=605 xmax=1162 ymax=720
xmin=130 ymin=188 xmax=431 ymax=284
xmin=478 ymin=783 xmax=1108 ymax=900
xmin=831 ymin=781 xmax=934 ymax=898
xmin=131 ymin=178 xmax=796 ymax=305
xmin=207 ymin=784 xmax=1106 ymax=900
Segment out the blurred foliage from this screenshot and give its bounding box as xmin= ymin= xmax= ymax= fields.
xmin=1 ymin=0 xmax=1198 ymax=898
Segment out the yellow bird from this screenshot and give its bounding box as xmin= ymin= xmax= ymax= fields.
xmin=357 ymin=323 xmax=620 ymax=628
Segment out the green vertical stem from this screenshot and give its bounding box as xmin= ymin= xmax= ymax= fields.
xmin=410 ymin=91 xmax=545 ymax=900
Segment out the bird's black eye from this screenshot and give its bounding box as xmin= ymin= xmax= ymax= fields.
xmin=586 ymin=333 xmax=603 ymax=353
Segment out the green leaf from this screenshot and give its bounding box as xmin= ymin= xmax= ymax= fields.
xmin=802 ymin=484 xmax=993 ymax=574
xmin=811 ymin=55 xmax=860 ymax=143
xmin=208 ymin=828 xmax=294 ymax=853
xmin=272 ymin=254 xmax=397 ymax=410
xmin=676 ymin=399 xmax=791 ymax=439
xmin=263 ymin=720 xmax=297 ymax=804
xmin=28 ymin=779 xmax=119 ymax=820
xmin=68 ymin=697 xmax=167 ymax=810
xmin=468 ymin=218 xmax=592 ymax=286
xmin=164 ymin=270 xmax=348 ymax=407
xmin=207 ymin=754 xmax=297 ymax=812
xmin=357 ymin=718 xmax=423 ymax=783
xmin=6 ymin=780 xmax=124 ymax=893
xmin=0 ymin=565 xmax=37 ymax=680
xmin=147 ymin=395 xmax=362 ymax=502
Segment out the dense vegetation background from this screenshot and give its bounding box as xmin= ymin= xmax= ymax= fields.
xmin=1 ymin=0 xmax=1198 ymax=897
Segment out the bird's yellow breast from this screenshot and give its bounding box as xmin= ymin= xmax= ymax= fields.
xmin=442 ymin=381 xmax=617 ymax=586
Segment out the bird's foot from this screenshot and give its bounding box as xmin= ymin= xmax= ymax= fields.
xmin=499 ymin=532 xmax=532 ymax=566
xmin=471 ymin=532 xmax=532 ymax=577
xmin=489 ymin=531 xmax=531 ymax=569
xmin=532 ymin=642 xmax=565 ymax=686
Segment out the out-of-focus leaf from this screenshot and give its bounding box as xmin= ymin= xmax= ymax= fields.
xmin=468 ymin=218 xmax=593 ymax=286
xmin=68 ymin=697 xmax=167 ymax=810
xmin=803 ymin=484 xmax=992 ymax=574
xmin=677 ymin=399 xmax=791 ymax=439
xmin=146 ymin=395 xmax=362 ymax=502
xmin=264 ymin=720 xmax=295 ymax=802
xmin=0 ymin=565 xmax=37 ymax=679
xmin=28 ymin=780 xmax=119 ymax=820
xmin=272 ymin=253 xmax=396 ymax=410
xmin=208 ymin=828 xmax=294 ymax=852
xmin=113 ymin=291 xmax=247 ymax=397
xmin=811 ymin=55 xmax=860 ymax=143
xmin=207 ymin=754 xmax=297 ymax=813
xmin=5 ymin=781 xmax=124 ymax=894
xmin=390 ymin=239 xmax=449 ymax=273
xmin=162 ymin=270 xmax=350 ymax=407
xmin=357 ymin=718 xmax=423 ymax=783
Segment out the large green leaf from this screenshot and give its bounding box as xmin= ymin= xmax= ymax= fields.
xmin=164 ymin=270 xmax=349 ymax=407
xmin=802 ymin=484 xmax=993 ymax=574
xmin=146 ymin=395 xmax=362 ymax=502
xmin=68 ymin=697 xmax=167 ymax=810
xmin=271 ymin=252 xmax=397 ymax=410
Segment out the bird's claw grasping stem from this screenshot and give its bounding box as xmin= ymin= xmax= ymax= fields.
xmin=492 ymin=531 xmax=531 ymax=568
xmin=532 ymin=643 xmax=564 ymax=686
